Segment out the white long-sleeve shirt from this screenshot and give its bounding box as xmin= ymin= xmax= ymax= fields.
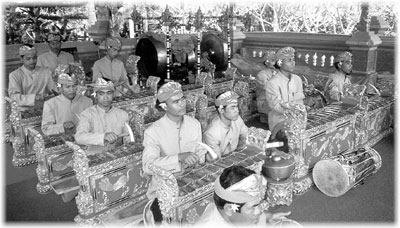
xmin=8 ymin=66 xmax=56 ymax=106
xmin=92 ymin=56 xmax=129 ymax=86
xmin=142 ymin=114 xmax=205 ymax=199
xmin=41 ymin=94 xmax=93 ymax=135
xmin=203 ymin=116 xmax=248 ymax=158
xmin=265 ymin=71 xmax=305 ymax=133
xmin=324 ymin=71 xmax=352 ymax=102
xmin=36 ymin=50 xmax=75 ymax=73
xmin=75 ymin=105 xmax=129 ymax=146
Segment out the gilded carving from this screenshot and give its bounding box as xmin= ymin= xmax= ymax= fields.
xmin=247 ymin=127 xmax=271 ymax=151
xmin=186 ymin=207 xmax=201 ymax=224
xmin=146 ymin=76 xmax=160 ymax=95
xmin=5 ymin=96 xmax=42 ymax=167
xmin=266 ymin=179 xmax=294 ymax=207
xmin=66 ymin=141 xmax=149 ymax=223
xmin=148 ymin=163 xmax=179 ymax=224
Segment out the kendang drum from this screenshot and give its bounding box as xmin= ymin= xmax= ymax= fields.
xmin=312 ymin=146 xmax=382 ymax=197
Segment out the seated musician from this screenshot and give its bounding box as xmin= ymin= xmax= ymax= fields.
xmin=36 ymin=32 xmax=75 ymax=76
xmin=323 ymin=51 xmax=372 ymax=103
xmin=265 ymin=47 xmax=305 ymax=153
xmin=256 ymin=50 xmax=276 ymax=115
xmin=198 ymin=165 xmax=291 ymax=226
xmin=92 ymin=37 xmax=135 ymax=96
xmin=203 ymin=91 xmax=248 ymax=159
xmin=75 ymin=78 xmax=131 ymax=149
xmin=41 ymin=73 xmax=93 ymax=136
xmin=142 ymin=81 xmax=208 ymax=223
xmin=8 ymin=44 xmax=57 ymax=107
xmin=323 ymin=51 xmax=353 ymax=103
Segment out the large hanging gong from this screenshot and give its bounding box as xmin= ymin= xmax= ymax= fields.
xmin=135 ymin=37 xmax=167 ymax=78
xmin=200 ymin=33 xmax=228 ymax=72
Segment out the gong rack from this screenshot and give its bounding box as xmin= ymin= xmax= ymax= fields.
xmin=131 ymin=5 xmax=237 ymax=80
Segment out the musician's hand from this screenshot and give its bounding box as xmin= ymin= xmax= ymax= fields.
xmin=179 ymin=152 xmax=199 ymax=168
xmin=205 ymin=152 xmax=217 ymax=163
xmin=263 ymin=211 xmax=292 ymax=224
xmin=104 ymin=132 xmax=118 ymax=144
xmin=130 ymin=84 xmax=141 ymax=93
xmin=122 ymin=135 xmax=133 ymax=144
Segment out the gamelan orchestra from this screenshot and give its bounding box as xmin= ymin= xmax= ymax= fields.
xmin=3 ymin=5 xmax=396 ymax=227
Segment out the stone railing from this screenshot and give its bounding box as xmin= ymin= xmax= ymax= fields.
xmin=237 ymin=32 xmax=395 ymax=75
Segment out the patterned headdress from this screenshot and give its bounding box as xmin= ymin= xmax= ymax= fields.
xmin=47 ymin=33 xmax=62 ymax=42
xmin=58 ymin=73 xmax=77 ymax=85
xmin=93 ymin=78 xmax=115 ymax=92
xmin=334 ymin=51 xmax=352 ymax=63
xmin=19 ymin=45 xmax=37 ymax=56
xmin=214 ymin=173 xmax=267 ymax=206
xmin=275 ymin=46 xmax=295 ymax=62
xmin=157 ymin=82 xmax=183 ymax=102
xmin=99 ymin=37 xmax=122 ymax=50
xmin=215 ymin=91 xmax=239 ymax=107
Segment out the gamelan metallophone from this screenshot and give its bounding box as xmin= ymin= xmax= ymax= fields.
xmin=354 ymin=95 xmax=395 ymax=147
xmin=112 ymin=90 xmax=157 ymax=119
xmin=66 ymin=141 xmax=149 ymax=225
xmin=283 ymin=94 xmax=395 ymax=195
xmin=149 ymin=146 xmax=267 ymax=225
xmin=26 ymin=127 xmax=76 ymax=194
xmin=283 ymin=103 xmax=358 ymax=194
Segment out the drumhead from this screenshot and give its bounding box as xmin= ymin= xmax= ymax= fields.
xmin=312 ymin=159 xmax=349 ymax=197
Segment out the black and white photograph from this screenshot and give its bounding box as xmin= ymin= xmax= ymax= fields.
xmin=1 ymin=0 xmax=397 ymax=227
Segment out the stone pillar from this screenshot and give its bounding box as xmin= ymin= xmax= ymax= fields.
xmin=345 ymin=3 xmax=381 ymax=81
xmin=232 ymin=18 xmax=246 ymax=56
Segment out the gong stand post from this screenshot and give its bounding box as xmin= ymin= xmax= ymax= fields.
xmin=166 ymin=28 xmax=171 ymax=80
xmin=197 ymin=31 xmax=201 ymax=76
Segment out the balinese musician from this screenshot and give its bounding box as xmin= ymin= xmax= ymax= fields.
xmin=265 ymin=47 xmax=305 ymax=152
xmin=8 ymin=44 xmax=57 ymax=107
xmin=323 ymin=51 xmax=374 ymax=103
xmin=92 ymin=37 xmax=135 ymax=96
xmin=36 ymin=32 xmax=75 ymax=78
xmin=74 ymin=78 xmax=132 ymax=150
xmin=41 ymin=73 xmax=92 ymax=136
xmin=203 ymin=91 xmax=248 ymax=159
xmin=142 ymin=81 xmax=209 ymax=223
xmin=256 ymin=50 xmax=277 ymax=115
xmin=198 ymin=165 xmax=291 ymax=226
